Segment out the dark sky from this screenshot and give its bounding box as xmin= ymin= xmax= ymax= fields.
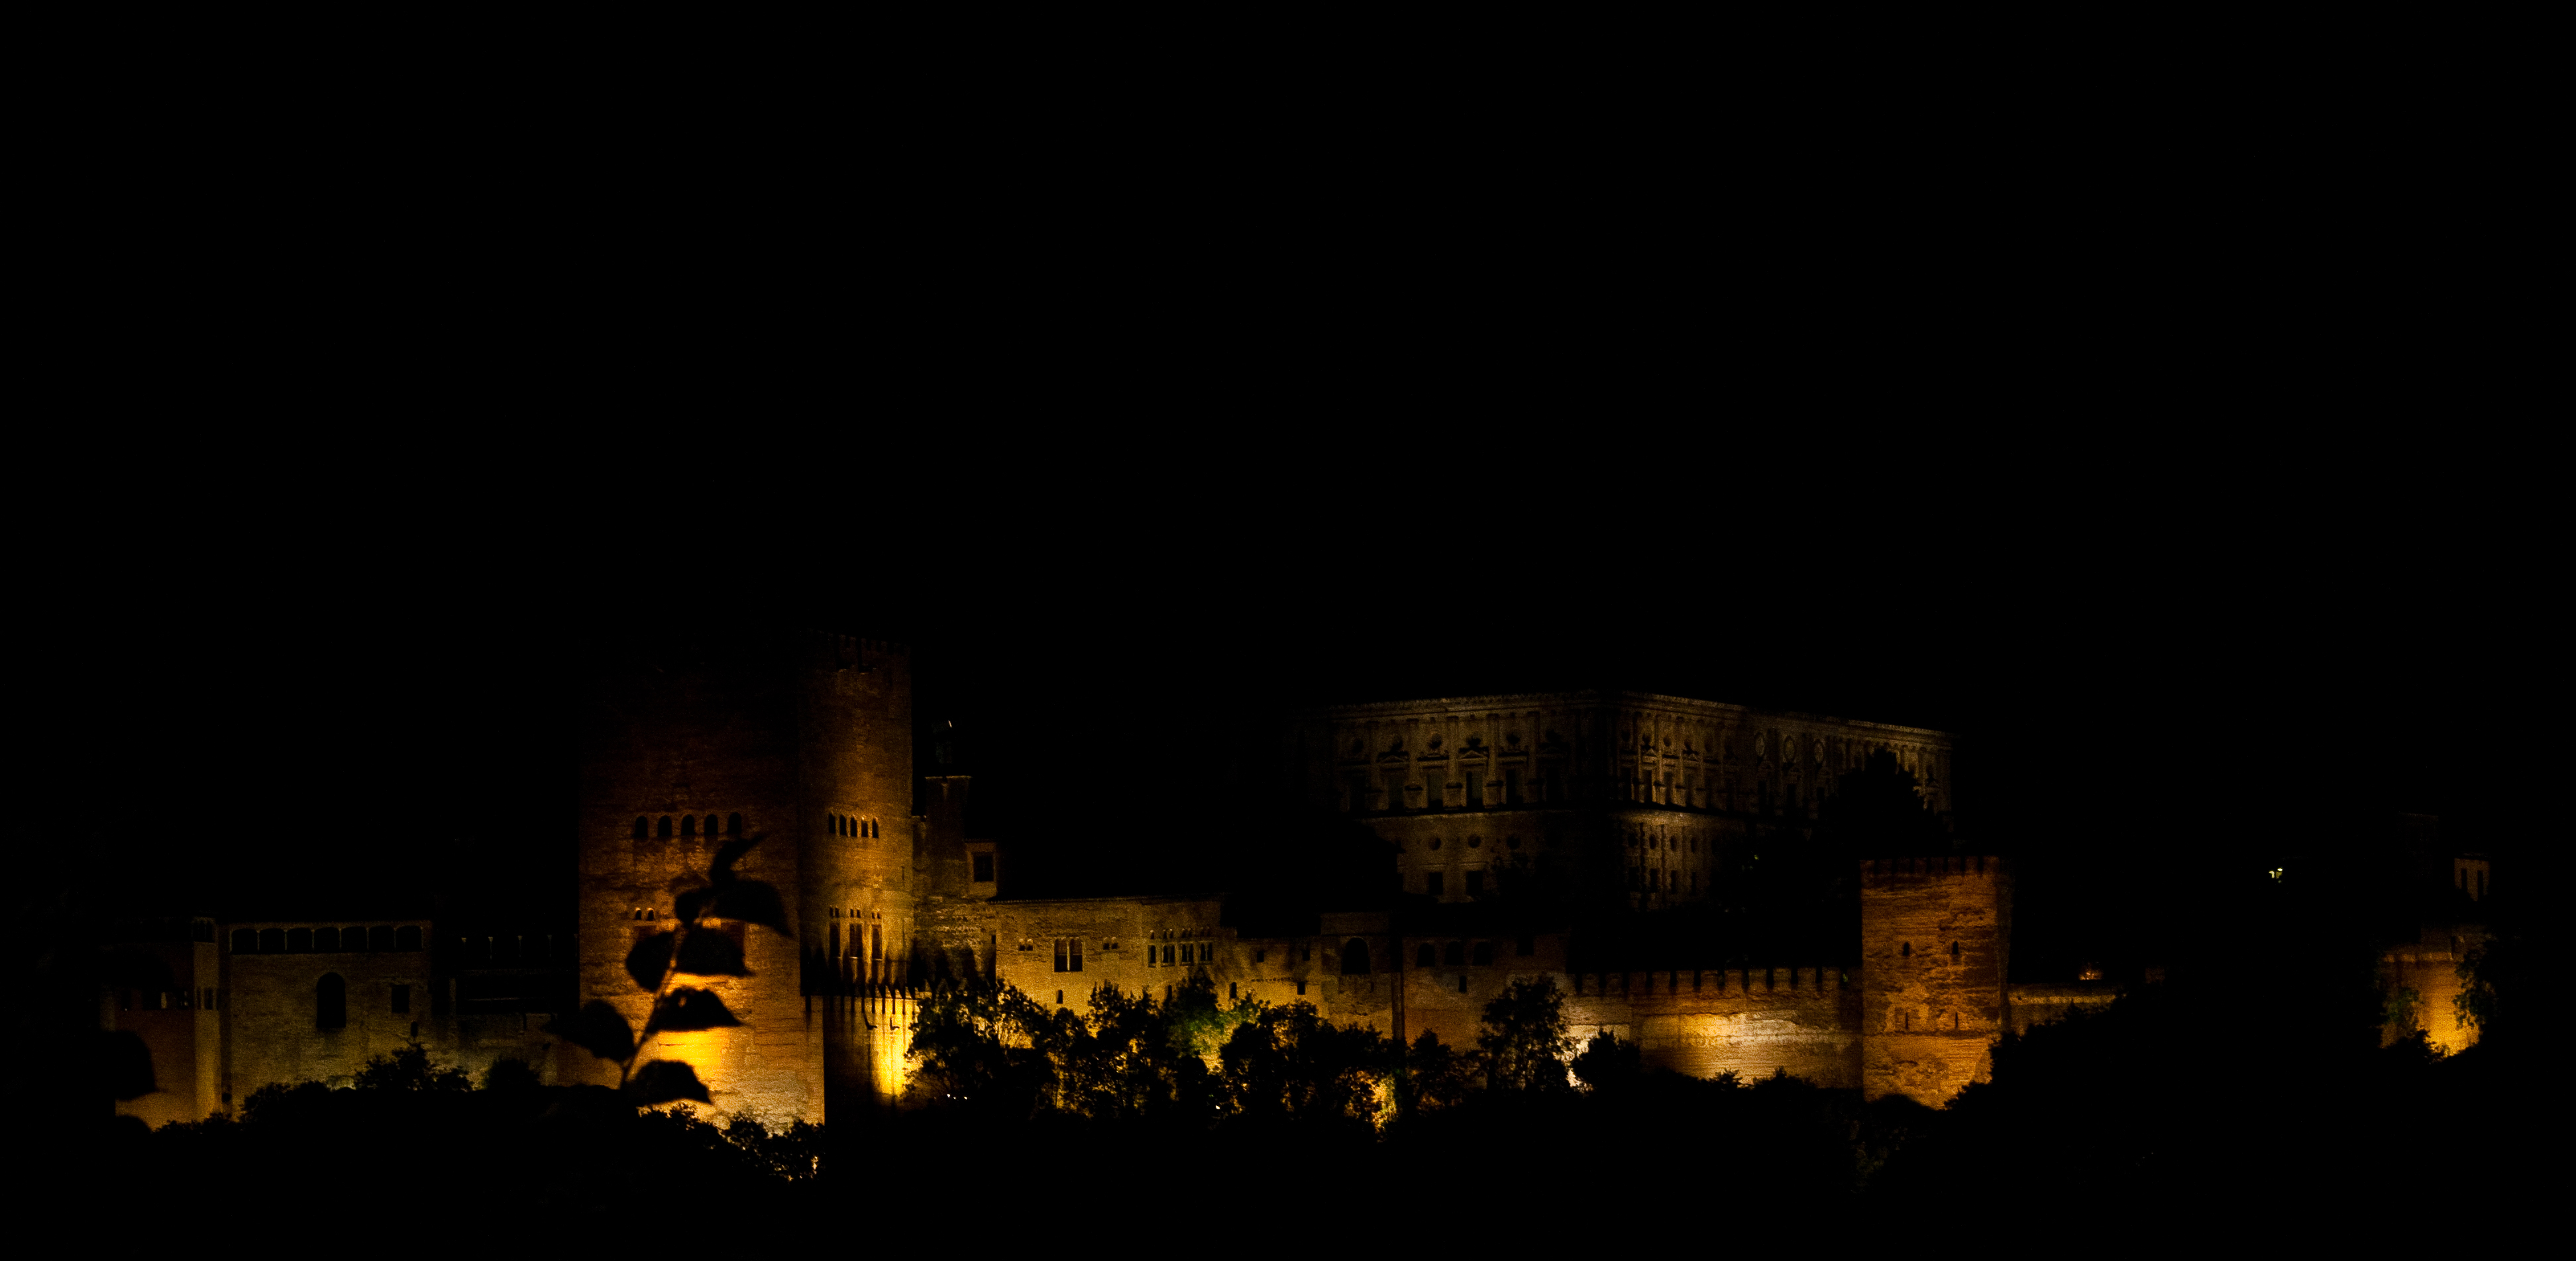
xmin=44 ymin=453 xmax=2540 ymax=954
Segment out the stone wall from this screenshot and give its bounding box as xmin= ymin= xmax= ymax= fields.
xmin=2380 ymin=925 xmax=2483 ymax=1054
xmin=221 ymin=920 xmax=438 ymax=1098
xmin=1560 ymin=966 xmax=1862 ymax=1087
xmin=1859 ymin=856 xmax=2010 ymax=1103
xmin=107 ymin=931 xmax=221 ymax=1128
xmin=576 ymin=630 xmax=914 ymax=1123
xmin=2004 ymin=982 xmax=2120 ymax=1036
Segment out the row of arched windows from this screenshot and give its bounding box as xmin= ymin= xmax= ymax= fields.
xmin=633 ymin=813 xmax=744 ymax=841
xmin=832 ymin=813 xmax=879 ymax=838
xmin=233 ymin=925 xmax=423 ymax=954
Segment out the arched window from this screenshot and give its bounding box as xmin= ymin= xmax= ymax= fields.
xmin=1472 ymin=942 xmax=1495 ymax=966
xmin=632 ymin=817 xmax=649 ymax=841
xmin=727 ymin=813 xmax=742 ymax=836
xmin=231 ymin=928 xmax=256 ymax=953
xmin=1341 ymin=939 xmax=1370 ymax=975
xmin=286 ymin=927 xmax=313 ymax=953
xmin=866 ymin=819 xmax=877 ymax=838
xmin=259 ymin=927 xmax=285 ymax=953
xmin=370 ymin=925 xmax=394 ymax=952
xmin=341 ymin=927 xmax=366 ymax=952
xmin=312 ymin=927 xmax=340 ymax=952
xmin=1417 ymin=944 xmax=1436 ymax=968
xmin=835 ymin=815 xmax=845 ymax=836
xmin=315 ymin=974 xmax=346 ymax=1030
xmin=1951 ymin=941 xmax=1962 ymax=960
xmin=1900 ymin=942 xmax=1911 ymax=958
xmin=681 ymin=815 xmax=698 ymax=838
xmin=1443 ymin=941 xmax=1465 ymax=966
xmin=394 ymin=925 xmax=422 ymax=951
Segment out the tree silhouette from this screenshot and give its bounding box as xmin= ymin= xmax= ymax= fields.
xmin=1477 ymin=976 xmax=1575 ymax=1091
xmin=1819 ymin=748 xmax=1952 ymax=860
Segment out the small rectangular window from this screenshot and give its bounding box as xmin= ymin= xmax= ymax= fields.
xmin=1161 ymin=944 xmax=1174 ymax=966
xmin=1069 ymin=938 xmax=1083 ymax=972
xmin=1295 ymin=979 xmax=1307 ymax=995
xmin=973 ymin=854 xmax=994 ymax=883
xmin=1054 ymin=939 xmax=1069 ymax=972
xmin=1254 ymin=948 xmax=1265 ymax=963
xmin=391 ymin=984 xmax=410 ymax=1014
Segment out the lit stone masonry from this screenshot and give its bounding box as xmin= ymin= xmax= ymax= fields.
xmin=574 ymin=630 xmax=918 ymax=1123
xmin=1286 ymin=691 xmax=1959 ymax=916
xmin=2378 ymin=925 xmax=2485 ymax=1056
xmin=1858 ymin=855 xmax=2012 ymax=1103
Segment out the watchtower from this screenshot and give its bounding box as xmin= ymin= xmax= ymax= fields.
xmin=574 ymin=628 xmax=915 ymax=1121
xmin=1858 ymin=854 xmax=2011 ymax=1103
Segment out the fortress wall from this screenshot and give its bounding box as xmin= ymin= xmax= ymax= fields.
xmin=2381 ymin=926 xmax=2483 ymax=1054
xmin=1860 ymin=856 xmax=2011 ymax=1104
xmin=1560 ymin=967 xmax=1859 ymax=1087
xmin=929 ymin=895 xmax=1244 ymax=1009
xmin=2004 ymin=982 xmax=2120 ymax=1036
xmin=221 ymin=929 xmax=435 ymax=1097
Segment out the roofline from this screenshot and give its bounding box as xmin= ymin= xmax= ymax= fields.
xmin=1306 ymin=689 xmax=1957 ymax=742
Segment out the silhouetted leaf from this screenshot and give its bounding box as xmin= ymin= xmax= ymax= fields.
xmin=625 ymin=1060 xmax=712 ymax=1105
xmin=675 ymin=887 xmax=712 ymax=923
xmin=546 ymin=1001 xmax=637 ymax=1062
xmin=711 ymin=835 xmax=761 ymax=885
xmin=103 ymin=1030 xmax=156 ymax=1100
xmin=648 ymin=986 xmax=743 ymax=1032
xmin=713 ymin=880 xmax=792 ymax=934
xmin=677 ymin=878 xmax=791 ymax=935
xmin=625 ymin=931 xmax=675 ymax=992
xmin=666 ymin=871 xmax=709 ymax=895
xmin=675 ymin=927 xmax=751 ymax=976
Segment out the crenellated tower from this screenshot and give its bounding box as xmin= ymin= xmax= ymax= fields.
xmin=1858 ymin=854 xmax=2012 ymax=1103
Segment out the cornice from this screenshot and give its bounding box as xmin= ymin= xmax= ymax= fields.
xmin=1310 ymin=689 xmax=1957 ymax=743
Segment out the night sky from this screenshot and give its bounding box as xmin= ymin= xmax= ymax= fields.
xmin=46 ymin=462 xmax=2539 ymax=974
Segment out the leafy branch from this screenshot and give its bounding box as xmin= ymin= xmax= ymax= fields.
xmin=547 ymin=836 xmax=794 ymax=1108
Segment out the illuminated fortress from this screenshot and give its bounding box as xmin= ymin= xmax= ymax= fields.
xmin=105 ymin=628 xmax=2479 ymax=1128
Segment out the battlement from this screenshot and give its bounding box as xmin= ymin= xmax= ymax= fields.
xmin=1861 ymin=854 xmax=2006 ymax=885
xmin=1571 ymin=965 xmax=1849 ymax=999
xmin=805 ymin=628 xmax=910 ymax=664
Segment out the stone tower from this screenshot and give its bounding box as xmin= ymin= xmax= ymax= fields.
xmin=574 ymin=628 xmax=915 ymax=1121
xmin=1859 ymin=854 xmax=2011 ymax=1103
